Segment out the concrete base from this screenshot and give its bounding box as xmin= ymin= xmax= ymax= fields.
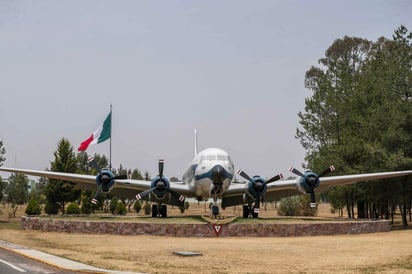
xmin=21 ymin=216 xmax=391 ymax=237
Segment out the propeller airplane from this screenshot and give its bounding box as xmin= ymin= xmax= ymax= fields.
xmin=1 ymin=132 xmax=412 ymax=218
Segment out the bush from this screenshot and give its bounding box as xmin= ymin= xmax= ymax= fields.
xmin=278 ymin=195 xmax=318 ymax=216
xmin=80 ymin=190 xmax=92 ymax=214
xmin=110 ymin=197 xmax=118 ymax=214
xmin=44 ymin=200 xmax=58 ymax=214
xmin=300 ymin=195 xmax=318 ymax=216
xmin=66 ymin=202 xmax=81 ymax=215
xmin=134 ymin=200 xmax=142 ymax=213
xmin=25 ymin=198 xmax=42 ymax=215
xmin=80 ymin=202 xmax=91 ymax=214
xmin=144 ymin=202 xmax=151 ymax=215
xmin=116 ymin=202 xmax=127 ymax=215
xmin=278 ymin=196 xmax=301 ymax=216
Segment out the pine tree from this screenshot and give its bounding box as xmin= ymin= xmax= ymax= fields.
xmin=45 ymin=138 xmax=81 ymax=214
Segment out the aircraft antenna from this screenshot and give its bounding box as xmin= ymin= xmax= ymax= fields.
xmin=194 ymin=129 xmax=198 ymax=156
xmin=109 ymin=104 xmax=112 ymax=169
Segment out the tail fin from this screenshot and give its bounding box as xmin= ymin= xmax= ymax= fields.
xmin=194 ymin=129 xmax=198 ymax=157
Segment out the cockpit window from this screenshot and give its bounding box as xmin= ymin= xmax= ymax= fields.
xmin=217 ymin=154 xmax=228 ymax=161
xmin=200 ymin=153 xmax=230 ymax=161
xmin=205 ymin=155 xmax=216 ymax=161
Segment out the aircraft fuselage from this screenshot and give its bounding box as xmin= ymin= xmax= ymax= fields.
xmin=182 ymin=147 xmax=234 ymax=201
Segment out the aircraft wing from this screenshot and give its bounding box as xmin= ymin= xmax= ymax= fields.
xmin=222 ymin=170 xmax=412 ymax=208
xmin=0 ymin=167 xmax=192 ymax=200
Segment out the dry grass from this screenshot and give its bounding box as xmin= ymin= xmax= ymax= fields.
xmin=1 ymin=203 xmax=412 ymax=274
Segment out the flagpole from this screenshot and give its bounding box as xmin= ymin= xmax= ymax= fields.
xmin=109 ymin=104 xmax=112 ymax=170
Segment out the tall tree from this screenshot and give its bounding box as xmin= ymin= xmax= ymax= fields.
xmin=45 ymin=138 xmax=81 ymax=214
xmin=6 ymin=173 xmax=29 ymax=217
xmin=0 ymin=139 xmax=6 ymax=166
xmin=0 ymin=177 xmax=6 ymax=202
xmin=0 ymin=138 xmax=8 ymax=202
xmin=297 ymin=26 xmax=412 ymax=225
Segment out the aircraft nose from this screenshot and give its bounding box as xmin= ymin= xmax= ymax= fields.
xmin=211 ymin=164 xmax=225 ymax=184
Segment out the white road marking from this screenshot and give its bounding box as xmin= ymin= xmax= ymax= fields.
xmin=0 ymin=258 xmax=26 ymax=272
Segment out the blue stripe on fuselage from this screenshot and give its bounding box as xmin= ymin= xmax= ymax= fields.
xmin=194 ymin=166 xmax=233 ymax=181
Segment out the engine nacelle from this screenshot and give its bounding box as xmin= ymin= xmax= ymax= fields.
xmin=96 ymin=169 xmax=117 ymax=193
xmin=246 ymin=175 xmax=268 ymax=198
xmin=296 ymin=170 xmax=320 ymax=194
xmin=150 ymin=176 xmax=170 ymax=198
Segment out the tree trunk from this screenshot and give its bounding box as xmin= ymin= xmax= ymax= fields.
xmin=400 ymin=202 xmax=408 ymax=227
xmin=357 ymin=201 xmax=365 ymax=218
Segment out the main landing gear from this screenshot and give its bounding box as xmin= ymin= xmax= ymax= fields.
xmin=243 ymin=204 xmax=259 ymax=218
xmin=152 ymin=204 xmax=167 ymax=217
xmin=211 ymin=202 xmax=220 ymax=219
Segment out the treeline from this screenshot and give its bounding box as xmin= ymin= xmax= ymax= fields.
xmin=297 ymin=25 xmax=412 ymax=226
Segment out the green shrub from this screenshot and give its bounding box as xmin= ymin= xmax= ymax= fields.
xmin=110 ymin=197 xmax=118 ymax=214
xmin=80 ymin=202 xmax=91 ymax=214
xmin=278 ymin=196 xmax=301 ymax=216
xmin=299 ymin=195 xmax=318 ymax=216
xmin=44 ymin=200 xmax=58 ymax=214
xmin=80 ymin=190 xmax=92 ymax=214
xmin=278 ymin=195 xmax=318 ymax=216
xmin=133 ymin=200 xmax=142 ymax=213
xmin=116 ymin=202 xmax=127 ymax=215
xmin=144 ymin=202 xmax=151 ymax=215
xmin=66 ymin=202 xmax=81 ymax=215
xmin=25 ymin=198 xmax=42 ymax=215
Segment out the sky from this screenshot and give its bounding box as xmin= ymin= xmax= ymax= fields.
xmin=0 ymin=1 xmax=411 ymax=180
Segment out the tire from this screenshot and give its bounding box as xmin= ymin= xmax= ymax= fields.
xmin=252 ymin=206 xmax=259 ymax=218
xmin=160 ymin=205 xmax=167 ymax=218
xmin=211 ymin=205 xmax=219 ymax=218
xmin=243 ymin=205 xmax=250 ymax=218
xmin=152 ymin=204 xmax=158 ymax=217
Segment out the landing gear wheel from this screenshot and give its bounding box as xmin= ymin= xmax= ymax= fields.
xmin=251 ymin=206 xmax=259 ymax=218
xmin=211 ymin=204 xmax=219 ymax=219
xmin=152 ymin=204 xmax=158 ymax=217
xmin=160 ymin=205 xmax=167 ymax=217
xmin=243 ymin=205 xmax=250 ymax=218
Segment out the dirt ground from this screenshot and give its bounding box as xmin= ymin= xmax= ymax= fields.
xmin=1 ymin=203 xmax=412 ymax=274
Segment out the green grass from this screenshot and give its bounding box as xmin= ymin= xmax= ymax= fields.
xmin=232 ymin=216 xmax=348 ymax=224
xmin=31 ymin=214 xmax=208 ymax=224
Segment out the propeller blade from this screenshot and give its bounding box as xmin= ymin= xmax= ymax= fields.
xmin=166 ymin=188 xmax=185 ymax=206
xmin=237 ymin=169 xmax=253 ymax=182
xmin=135 ymin=186 xmax=157 ymax=201
xmin=113 ymin=174 xmax=128 ymax=180
xmin=289 ymin=166 xmax=305 ymax=177
xmin=266 ymin=173 xmax=284 ymax=184
xmin=88 ymin=156 xmax=100 ymax=172
xmin=317 ymin=165 xmax=335 ymax=178
xmin=91 ymin=184 xmax=103 ymax=204
xmin=158 ymin=159 xmax=164 ymax=179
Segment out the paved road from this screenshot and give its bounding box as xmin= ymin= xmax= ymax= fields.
xmin=0 ymin=248 xmax=77 ymax=274
xmin=0 ymin=240 xmax=142 ymax=274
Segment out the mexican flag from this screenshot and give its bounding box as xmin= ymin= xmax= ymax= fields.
xmin=78 ymin=111 xmax=111 ymax=152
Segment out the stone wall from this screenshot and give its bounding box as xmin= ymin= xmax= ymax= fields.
xmin=21 ymin=216 xmax=391 ymax=237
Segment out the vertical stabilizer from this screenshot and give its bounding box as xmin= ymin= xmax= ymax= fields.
xmin=194 ymin=129 xmax=198 ymax=156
